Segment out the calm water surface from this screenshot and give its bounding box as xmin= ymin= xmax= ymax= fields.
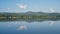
xmin=0 ymin=21 xmax=60 ymax=34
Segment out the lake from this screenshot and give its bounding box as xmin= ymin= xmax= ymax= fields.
xmin=0 ymin=21 xmax=60 ymax=34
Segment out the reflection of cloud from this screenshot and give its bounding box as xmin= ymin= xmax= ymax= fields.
xmin=7 ymin=24 xmax=11 ymax=27
xmin=48 ymin=21 xmax=55 ymax=26
xmin=17 ymin=4 xmax=27 ymax=9
xmin=15 ymin=21 xmax=18 ymax=24
xmin=17 ymin=25 xmax=27 ymax=30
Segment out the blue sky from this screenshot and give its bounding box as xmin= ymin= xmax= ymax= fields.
xmin=0 ymin=0 xmax=60 ymax=13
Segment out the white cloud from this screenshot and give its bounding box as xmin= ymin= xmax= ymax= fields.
xmin=17 ymin=4 xmax=27 ymax=9
xmin=17 ymin=25 xmax=27 ymax=30
xmin=7 ymin=8 xmax=10 ymax=10
xmin=5 ymin=11 xmax=8 ymax=12
xmin=48 ymin=8 xmax=54 ymax=13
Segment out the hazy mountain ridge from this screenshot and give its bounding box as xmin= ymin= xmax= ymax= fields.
xmin=0 ymin=11 xmax=60 ymax=16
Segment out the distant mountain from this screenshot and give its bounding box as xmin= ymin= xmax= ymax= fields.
xmin=0 ymin=11 xmax=60 ymax=16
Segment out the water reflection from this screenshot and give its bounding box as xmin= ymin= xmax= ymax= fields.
xmin=0 ymin=21 xmax=60 ymax=34
xmin=17 ymin=25 xmax=27 ymax=30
